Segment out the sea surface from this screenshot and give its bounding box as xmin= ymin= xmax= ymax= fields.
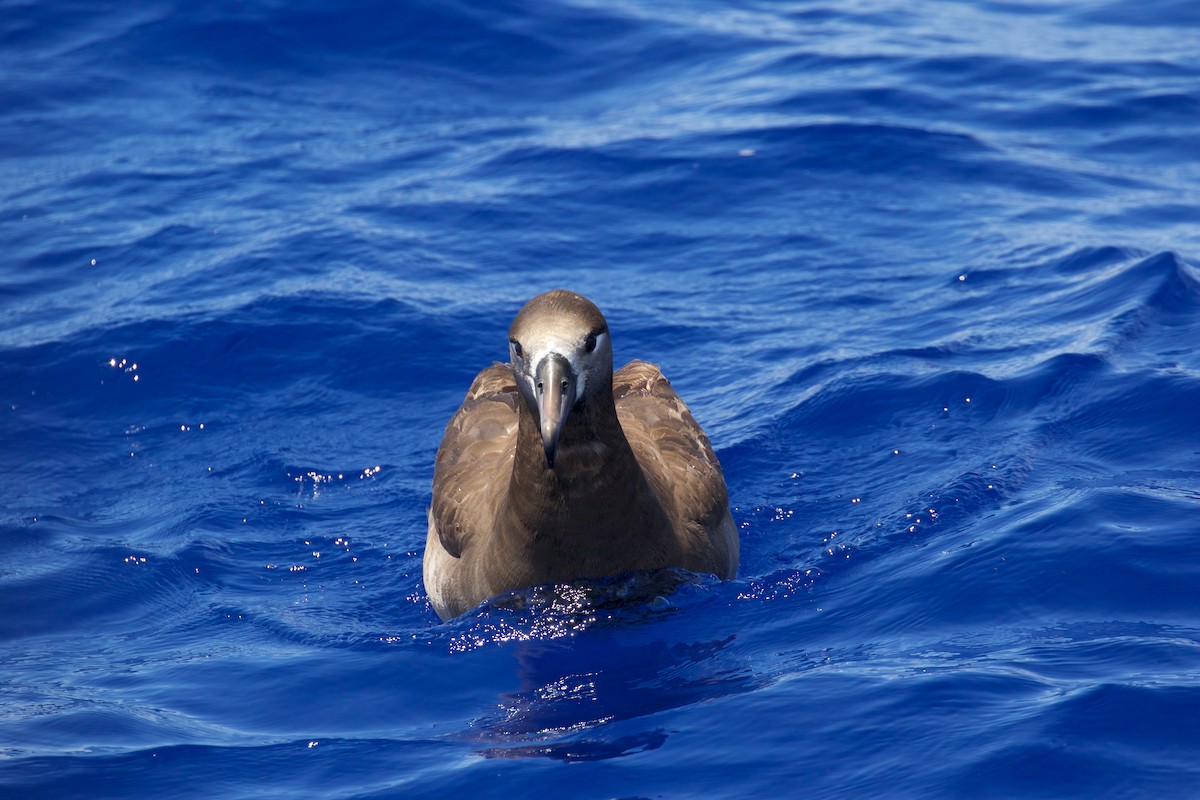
xmin=2 ymin=1 xmax=1199 ymax=797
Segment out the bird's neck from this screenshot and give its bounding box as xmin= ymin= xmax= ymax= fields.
xmin=499 ymin=391 xmax=675 ymax=580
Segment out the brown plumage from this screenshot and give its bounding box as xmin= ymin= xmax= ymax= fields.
xmin=423 ymin=290 xmax=739 ymax=620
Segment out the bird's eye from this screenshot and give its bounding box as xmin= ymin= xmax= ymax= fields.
xmin=584 ymin=333 xmax=597 ymax=353
xmin=510 ymin=340 xmax=523 ymax=359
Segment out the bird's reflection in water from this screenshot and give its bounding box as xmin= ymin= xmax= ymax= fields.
xmin=451 ymin=571 xmax=757 ymax=762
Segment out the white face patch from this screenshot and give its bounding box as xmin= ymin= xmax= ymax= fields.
xmin=522 ymin=330 xmax=609 ymax=401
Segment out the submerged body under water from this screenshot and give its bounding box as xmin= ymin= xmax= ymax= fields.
xmin=2 ymin=0 xmax=1199 ymax=797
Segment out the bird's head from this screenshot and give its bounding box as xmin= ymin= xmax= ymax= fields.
xmin=507 ymin=290 xmax=612 ymax=469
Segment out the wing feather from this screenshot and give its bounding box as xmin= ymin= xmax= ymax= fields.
xmin=429 ymin=364 xmax=518 ymax=559
xmin=613 ymin=360 xmax=737 ymax=576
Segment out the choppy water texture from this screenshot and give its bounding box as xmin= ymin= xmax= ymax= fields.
xmin=3 ymin=1 xmax=1200 ymax=797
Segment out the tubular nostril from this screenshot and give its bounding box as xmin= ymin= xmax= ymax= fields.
xmin=560 ymin=380 xmax=568 ymax=394
xmin=536 ymin=381 xmax=544 ymax=391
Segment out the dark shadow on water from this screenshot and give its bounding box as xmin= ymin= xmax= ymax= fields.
xmin=435 ymin=570 xmax=759 ymax=762
xmin=477 ymin=729 xmax=668 ymax=762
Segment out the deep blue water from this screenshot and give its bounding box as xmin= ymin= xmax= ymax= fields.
xmin=3 ymin=0 xmax=1200 ymax=797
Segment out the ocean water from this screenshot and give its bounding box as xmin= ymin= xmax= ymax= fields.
xmin=2 ymin=0 xmax=1199 ymax=797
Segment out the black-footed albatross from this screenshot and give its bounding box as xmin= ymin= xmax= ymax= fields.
xmin=423 ymin=289 xmax=739 ymax=621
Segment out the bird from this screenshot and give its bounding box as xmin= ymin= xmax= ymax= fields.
xmin=423 ymin=289 xmax=738 ymax=621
